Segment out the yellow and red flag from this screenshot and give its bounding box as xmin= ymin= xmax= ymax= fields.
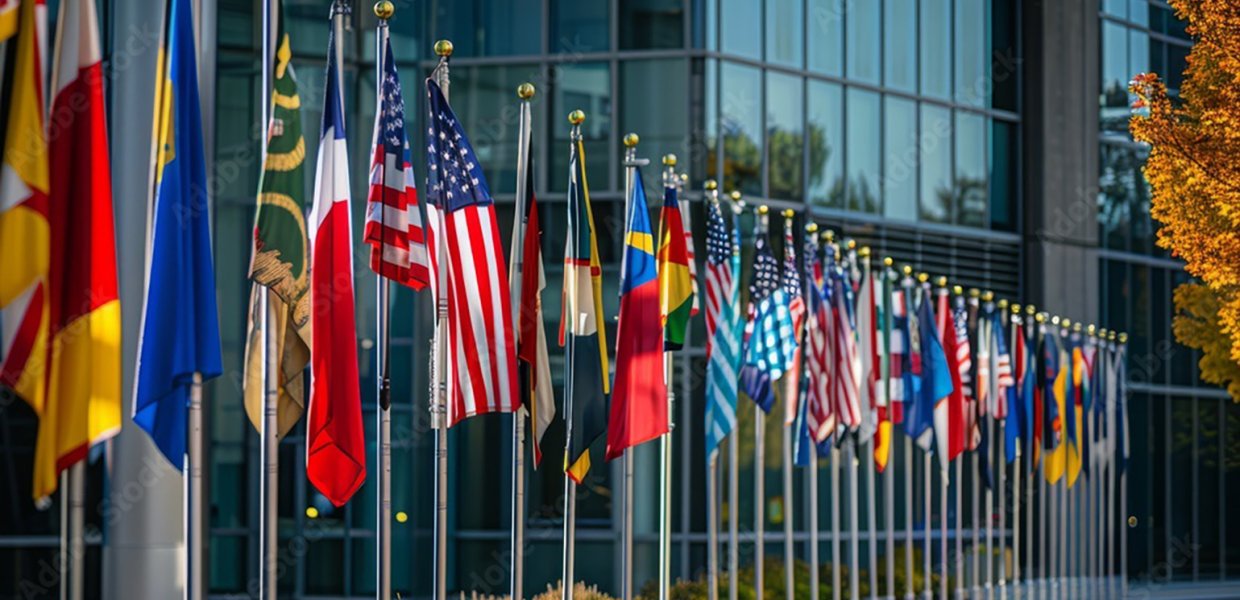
xmin=657 ymin=173 xmax=694 ymax=350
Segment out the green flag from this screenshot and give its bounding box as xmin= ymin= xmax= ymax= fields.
xmin=243 ymin=15 xmax=310 ymax=438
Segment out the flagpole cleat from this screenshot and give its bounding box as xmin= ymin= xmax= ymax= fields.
xmin=373 ymin=0 xmax=394 ymax=19
xmin=434 ymin=39 xmax=454 ymax=57
xmin=517 ymin=82 xmax=535 ymax=100
xmin=623 ymin=133 xmax=639 ymax=147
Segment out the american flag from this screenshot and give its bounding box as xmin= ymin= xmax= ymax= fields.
xmin=830 ymin=273 xmax=861 ymax=431
xmin=954 ymin=300 xmax=979 ymax=450
xmin=992 ymin=310 xmax=1014 ymax=418
xmin=803 ymin=237 xmax=834 ymax=443
xmin=424 ymin=78 xmax=518 ymax=426
xmin=703 ymin=198 xmax=731 ymax=357
xmin=365 ymin=40 xmax=429 ymax=290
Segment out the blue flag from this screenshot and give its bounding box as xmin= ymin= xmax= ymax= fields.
xmin=133 ymin=0 xmax=223 ymax=470
xmin=908 ymin=288 xmax=951 ymax=453
xmin=1000 ymin=313 xmax=1023 ymax=463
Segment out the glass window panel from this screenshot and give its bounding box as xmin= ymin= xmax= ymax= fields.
xmin=919 ymin=0 xmax=951 ymax=100
xmin=719 ymin=62 xmax=763 ymax=196
xmin=1128 ymin=30 xmax=1149 ymax=96
xmin=430 ymin=0 xmax=541 ymax=57
xmin=919 ymin=104 xmax=952 ymax=223
xmin=1169 ymin=397 xmax=1194 ymax=580
xmin=807 ymin=80 xmax=844 ymax=208
xmin=954 ymin=111 xmax=987 ymax=227
xmin=1128 ymin=392 xmax=1158 ymax=578
xmin=1167 ymin=42 xmax=1190 ymax=92
xmin=1198 ymin=398 xmax=1223 ymax=579
xmin=990 ymin=0 xmax=1019 ymax=111
xmin=621 ymin=0 xmax=685 ymax=49
xmin=621 ymin=59 xmax=690 ymax=197
xmin=1150 ymin=39 xmax=1167 ymax=88
xmin=990 ymin=120 xmax=1016 ymax=231
xmin=551 ymin=0 xmax=609 ymax=53
xmin=1130 ymin=146 xmax=1153 ymax=255
xmin=1226 ymin=402 xmax=1240 ymax=575
xmin=846 ymin=0 xmax=880 ymax=84
xmin=954 ymin=0 xmax=987 ymax=107
xmin=721 ymin=0 xmax=762 ymax=59
xmin=703 ymin=58 xmax=719 ymax=183
xmin=884 ymin=0 xmax=916 ymax=93
xmin=551 ymin=62 xmax=612 ymax=192
xmin=846 ymin=88 xmax=880 ymax=213
xmin=767 ymin=73 xmax=804 ymax=201
xmin=1129 ymin=0 xmax=1148 ymax=26
xmin=766 ymin=0 xmax=803 ymax=67
xmin=218 ymin=0 xmax=252 ymax=48
xmin=1103 ymin=0 xmax=1127 ymax=18
xmin=808 ymin=0 xmax=844 ymax=76
xmin=1098 ymin=142 xmax=1139 ymax=251
xmin=450 ymin=64 xmax=544 ymax=195
xmin=1101 ymin=21 xmax=1129 ymax=133
xmin=883 ymin=96 xmax=918 ymax=221
xmin=702 ymin=0 xmax=718 ymax=50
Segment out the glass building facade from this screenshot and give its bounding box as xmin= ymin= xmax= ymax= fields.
xmin=0 ymin=0 xmax=1235 ymax=598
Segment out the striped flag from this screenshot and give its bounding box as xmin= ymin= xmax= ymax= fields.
xmin=658 ymin=179 xmax=694 ymax=350
xmin=953 ymin=298 xmax=976 ymax=454
xmin=739 ymin=217 xmax=782 ymax=412
xmin=803 ymin=237 xmax=833 ymax=443
xmin=559 ymin=136 xmax=609 ymax=483
xmin=0 ymin=0 xmax=48 ymax=427
xmin=915 ymin=285 xmax=955 ymax=471
xmin=856 ymin=263 xmax=880 ymax=443
xmin=305 ymin=33 xmax=365 ymax=506
xmin=608 ymin=168 xmax=668 ymax=460
xmin=134 ymin=0 xmax=221 ymax=470
xmin=366 ymin=37 xmax=429 ymax=290
xmin=993 ymin=311 xmax=1014 ymax=418
xmin=935 ymin=287 xmax=965 ymax=464
xmin=0 ymin=0 xmax=16 ymax=41
xmin=424 ymin=79 xmax=519 ymax=426
xmin=873 ymin=267 xmax=893 ymax=471
xmin=704 ymin=198 xmax=740 ymax=462
xmin=780 ymin=220 xmax=805 ymax=426
xmin=829 ymin=272 xmax=861 ymax=431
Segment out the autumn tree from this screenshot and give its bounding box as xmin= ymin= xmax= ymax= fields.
xmin=1129 ymin=1 xmax=1240 ymax=400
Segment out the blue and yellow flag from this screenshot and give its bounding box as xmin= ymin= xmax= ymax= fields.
xmin=133 ymin=0 xmax=223 ymax=469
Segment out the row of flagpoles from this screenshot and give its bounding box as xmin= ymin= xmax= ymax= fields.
xmin=0 ymin=0 xmax=1135 ymax=598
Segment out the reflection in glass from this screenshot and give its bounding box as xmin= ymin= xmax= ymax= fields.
xmin=552 ymin=62 xmax=612 ymax=192
xmin=846 ymin=0 xmax=881 ymax=84
xmin=719 ymin=62 xmax=763 ymax=196
xmin=808 ymin=0 xmax=844 ymax=76
xmin=621 ymin=0 xmax=684 ymax=49
xmin=807 ymin=80 xmax=843 ymax=208
xmin=920 ymin=0 xmax=951 ymax=100
xmin=766 ymin=0 xmax=803 ymax=68
xmin=450 ymin=64 xmax=545 ymax=195
xmin=919 ymin=104 xmax=952 ymax=223
xmin=551 ymin=0 xmax=609 ymax=53
xmin=766 ymin=72 xmax=804 ymax=200
xmin=954 ymin=111 xmax=987 ymax=227
xmin=430 ymin=0 xmax=541 ymax=57
xmin=885 ymin=0 xmax=916 ymax=92
xmin=721 ymin=0 xmax=762 ymax=59
xmin=846 ymin=88 xmax=881 ymax=213
xmin=1101 ymin=21 xmax=1129 ymax=132
xmin=954 ymin=0 xmax=986 ymax=107
xmin=621 ymin=59 xmax=690 ymax=197
xmin=883 ymin=96 xmax=918 ymax=220
xmin=990 ymin=120 xmax=1016 ymax=231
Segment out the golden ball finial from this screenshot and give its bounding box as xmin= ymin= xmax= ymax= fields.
xmin=997 ymin=298 xmax=1008 ymax=309
xmin=953 ymin=285 xmax=963 ymax=295
xmin=434 ymin=39 xmax=454 ymax=57
xmin=705 ymin=179 xmax=718 ymax=191
xmin=847 ymin=239 xmax=857 ymax=250
xmin=663 ymin=154 xmax=677 ymax=167
xmin=883 ymin=257 xmax=894 ymax=267
xmin=1062 ymin=318 xmax=1073 ymax=328
xmin=1036 ymin=313 xmax=1046 ymax=323
xmin=1011 ymin=303 xmax=1021 ymax=314
xmin=623 ymin=133 xmax=639 ymax=147
xmin=373 ymin=1 xmax=395 ymax=19
xmin=757 ymin=205 xmax=769 ymax=215
xmin=917 ymin=272 xmax=930 ymax=283
xmin=806 ymin=223 xmax=819 ymax=234
xmin=1087 ymin=324 xmax=1096 ymax=336
xmin=1118 ymin=332 xmax=1128 ymax=343
xmin=859 ymin=246 xmax=871 ymax=258
xmin=1108 ymin=331 xmax=1117 ymax=341
xmin=901 ymin=265 xmax=913 ymax=276
xmin=1073 ymin=322 xmax=1082 ymax=333
xmin=730 ymin=190 xmax=742 ymax=202
xmin=517 ymin=82 xmax=536 ymax=99
xmin=679 ymin=173 xmax=689 ymax=183
xmin=1026 ymin=304 xmax=1036 ymax=315
xmin=823 ymin=230 xmax=835 ymax=242
xmin=782 ymin=208 xmax=795 ymax=218
xmin=1050 ymin=315 xmax=1060 ymax=325
xmin=935 ymin=276 xmax=948 ymax=287
xmin=982 ymin=290 xmax=994 ymax=302
xmin=568 ymin=110 xmax=585 ymax=125
xmin=969 ymin=288 xmax=980 ymax=298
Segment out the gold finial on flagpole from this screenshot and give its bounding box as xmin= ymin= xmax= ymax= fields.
xmin=1035 ymin=313 xmax=1046 ymax=323
xmin=782 ymin=208 xmax=795 ymax=218
xmin=982 ymin=290 xmax=994 ymax=302
xmin=1099 ymin=328 xmax=1108 ymax=339
xmin=434 ymin=39 xmax=454 ymax=57
xmin=969 ymin=288 xmax=980 ymax=298
xmin=1051 ymin=315 xmax=1061 ymax=326
xmin=1118 ymin=332 xmax=1128 ymax=343
xmin=1061 ymin=318 xmax=1072 ymax=328
xmin=623 ymin=133 xmax=639 ymax=147
xmin=935 ymin=276 xmax=947 ymax=287
xmin=997 ymin=299 xmax=1008 ymax=310
xmin=730 ymin=190 xmax=742 ymax=202
xmin=663 ymin=154 xmax=678 ymax=167
xmin=1026 ymin=304 xmax=1036 ymax=316
xmin=846 ymin=239 xmax=857 ymax=250
xmin=758 ymin=205 xmax=769 ymax=215
xmin=705 ymin=179 xmax=718 ymax=191
xmin=823 ymin=230 xmax=835 ymax=243
xmin=517 ymin=83 xmax=535 ymax=99
xmin=859 ymin=246 xmax=871 ymax=258
xmin=902 ymin=265 xmax=913 ymax=276
xmin=1073 ymin=322 xmax=1082 ymax=333
xmin=883 ymin=257 xmax=894 ymax=267
xmin=1012 ymin=303 xmax=1021 ymax=314
xmin=1087 ymin=324 xmax=1096 ymax=336
xmin=807 ymin=223 xmax=819 ymax=233
xmin=953 ymin=285 xmax=963 ymax=295
xmin=373 ymin=1 xmax=395 ymax=19
xmin=917 ymin=272 xmax=930 ymax=284
xmin=568 ymin=110 xmax=585 ymax=125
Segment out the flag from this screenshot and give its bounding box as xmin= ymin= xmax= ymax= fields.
xmin=803 ymin=238 xmax=833 ymax=444
xmin=1066 ymin=333 xmax=1085 ymax=486
xmin=740 ymin=219 xmax=783 ymax=412
xmin=511 ymin=127 xmax=553 ymax=466
xmin=856 ymin=264 xmax=880 ymax=443
xmin=1042 ymin=327 xmax=1065 ymax=484
xmin=1114 ymin=341 xmax=1129 ymax=474
xmin=424 ymin=79 xmax=519 ymax=425
xmin=873 ymin=267 xmax=893 ymax=471
xmin=936 ymin=289 xmax=966 ymax=463
xmin=1 ymin=0 xmax=49 ymax=422
xmin=558 ymin=136 xmax=609 ymax=483
xmin=992 ymin=311 xmax=1014 ymax=418
xmin=679 ymin=188 xmax=700 ymax=317
xmin=304 ymin=33 xmax=365 ymax=506
xmin=366 ymin=38 xmax=429 ymax=290
xmin=133 ymin=0 xmax=221 ymax=470
xmin=243 ymin=5 xmax=310 ymax=438
xmin=1005 ymin=312 xmax=1027 ymax=463
xmin=829 ymin=273 xmax=861 ymax=431
xmin=914 ymin=286 xmax=953 ymax=467
xmin=1020 ymin=320 xmax=1037 ymax=464
xmin=705 ymin=199 xmax=741 ymax=462
xmin=608 ymin=169 xmax=667 ymax=460
xmin=893 ymin=281 xmax=920 ymax=437
xmin=658 ymin=179 xmax=694 ymax=350
xmin=0 ymin=0 xmax=17 ymax=41
xmin=27 ymin=0 xmax=122 ymax=500
xmin=781 ymin=221 xmax=806 ymax=426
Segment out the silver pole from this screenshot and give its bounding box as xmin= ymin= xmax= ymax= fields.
xmin=1060 ymin=470 xmax=1067 ymax=598
xmin=850 ymin=441 xmax=861 ymax=600
xmin=940 ymin=465 xmax=948 ymax=600
xmin=69 ymin=462 xmax=85 ymax=600
xmin=373 ymin=12 xmax=393 ymax=600
xmin=972 ymin=449 xmax=981 ymax=597
xmin=756 ymin=406 xmax=766 ymax=597
xmin=1120 ymin=458 xmax=1128 ymax=600
xmin=810 ymin=454 xmax=820 ymax=600
xmin=785 ymin=431 xmax=795 ymax=600
xmin=258 ymin=2 xmax=278 ymax=599
xmin=1049 ymin=478 xmax=1058 ymax=600
xmin=709 ymin=455 xmax=720 ymax=600
xmin=921 ymin=452 xmax=930 ymax=600
xmin=881 ymin=265 xmax=894 ymax=600
xmin=1041 ymin=460 xmax=1049 ymax=600
xmin=60 ymin=472 xmax=68 ymax=600
xmin=1013 ymin=444 xmax=1022 ymax=600
xmin=903 ymin=438 xmax=913 ymax=600
xmin=509 ymin=81 xmax=531 ymax=594
xmin=189 ymin=373 xmax=205 ymax=600
xmin=867 ymin=441 xmax=878 ymax=600
xmin=729 ymin=421 xmax=740 ymax=600
xmin=955 ymin=459 xmax=964 ymax=600
xmin=998 ymin=421 xmax=1007 ymax=600
xmin=431 ymin=35 xmax=452 ymax=600
xmin=831 ymin=445 xmax=841 ymax=600
xmin=986 ymin=420 xmax=994 ymax=599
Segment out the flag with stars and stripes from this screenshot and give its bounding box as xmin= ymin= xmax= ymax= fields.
xmin=366 ymin=37 xmax=429 ymax=290
xmin=739 ymin=218 xmax=786 ymax=413
xmin=703 ymin=198 xmax=732 ymax=358
xmin=704 ymin=200 xmax=740 ymax=462
xmin=803 ymin=237 xmax=834 ymax=443
xmin=424 ymin=78 xmax=518 ymax=427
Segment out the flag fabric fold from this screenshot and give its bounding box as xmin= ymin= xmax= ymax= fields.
xmin=740 ymin=219 xmax=786 ymax=413
xmin=781 ymin=222 xmax=806 ymax=427
xmin=609 ymin=169 xmax=668 ymax=460
xmin=914 ymin=285 xmax=954 ymax=468
xmin=935 ymin=288 xmax=965 ymax=465
xmin=704 ymin=199 xmax=740 ymax=462
xmin=304 ymin=33 xmax=365 ymax=506
xmin=133 ymin=0 xmax=221 ymax=470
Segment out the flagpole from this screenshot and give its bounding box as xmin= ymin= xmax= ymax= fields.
xmin=831 ymin=443 xmax=842 ymax=600
xmin=709 ymin=454 xmax=720 ymax=600
xmin=431 ymin=37 xmax=454 ymax=600
xmin=755 ymin=204 xmax=769 ymax=599
xmin=810 ymin=451 xmax=820 ymax=600
xmin=68 ymin=462 xmax=84 ymax=600
xmin=509 ymin=82 xmax=536 ymax=600
xmin=258 ymin=2 xmax=279 ymax=598
xmin=997 ymin=301 xmax=1011 ymax=600
xmin=984 ymin=295 xmax=996 ymax=600
xmin=659 ymin=155 xmax=680 ymax=600
xmin=882 ymin=258 xmax=896 ymax=600
xmin=188 ymin=372 xmax=205 ymax=600
xmin=728 ymin=191 xmax=744 ymax=600
xmin=864 ymin=250 xmax=878 ymax=600
xmin=782 ymin=209 xmax=797 ymax=600
xmin=59 ymin=471 xmax=67 ymax=600
xmin=1009 ymin=304 xmax=1023 ymax=600
xmin=561 ymin=111 xmax=588 ymax=600
xmin=936 ymin=278 xmax=950 ymax=600
xmin=900 ymin=267 xmax=914 ymax=600
xmin=850 ymin=440 xmax=862 ymax=600
xmin=1118 ymin=334 xmax=1128 ymax=600
xmin=619 ymin=133 xmax=644 ymax=600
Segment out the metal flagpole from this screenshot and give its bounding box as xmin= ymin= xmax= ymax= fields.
xmin=431 ymin=36 xmax=453 ymax=600
xmin=1034 ymin=312 xmax=1046 ymax=600
xmin=1010 ymin=305 xmax=1022 ymax=600
xmin=810 ymin=452 xmax=820 ymax=600
xmin=882 ymin=258 xmax=895 ymax=600
xmin=1023 ymin=306 xmax=1035 ymax=600
xmin=709 ymin=455 xmax=720 ymax=600
xmin=660 ymin=157 xmax=680 ymax=600
xmin=783 ymin=211 xmax=797 ymax=600
xmin=258 ymin=2 xmax=279 ymax=598
xmin=1118 ymin=334 xmax=1128 ymax=600
xmin=619 ymin=133 xmax=645 ymax=600
xmin=561 ymin=112 xmax=586 ymax=600
xmin=59 ymin=472 xmax=67 ymax=600
xmin=968 ymin=291 xmax=981 ymax=600
xmin=901 ymin=269 xmax=914 ymax=600
xmin=921 ymin=451 xmax=930 ymax=600
xmin=69 ymin=463 xmax=84 ymax=600
xmin=850 ymin=441 xmax=861 ymax=600
xmin=510 ymin=82 xmax=536 ymax=600
xmin=755 ymin=205 xmax=768 ymax=600
xmin=985 ymin=388 xmax=994 ymax=599
xmin=865 ymin=253 xmax=878 ymax=600
xmin=372 ymin=6 xmax=394 ymax=599
xmin=997 ymin=301 xmax=1009 ymax=600
xmin=952 ymin=290 xmax=965 ymax=600
xmin=831 ymin=443 xmax=842 ymax=600
xmin=728 ymin=192 xmax=743 ymax=600
xmin=189 ymin=373 xmax=205 ymax=600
